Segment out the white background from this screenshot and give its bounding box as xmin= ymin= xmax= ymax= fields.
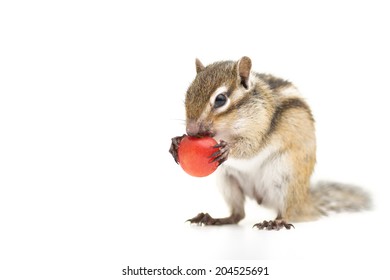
xmin=1 ymin=0 xmax=389 ymax=279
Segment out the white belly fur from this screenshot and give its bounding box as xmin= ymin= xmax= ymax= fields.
xmin=220 ymin=143 xmax=291 ymax=213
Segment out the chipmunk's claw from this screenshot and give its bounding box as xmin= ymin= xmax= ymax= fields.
xmin=253 ymin=220 xmax=295 ymax=230
xmin=210 ymin=140 xmax=229 ymax=165
xmin=169 ymin=135 xmax=186 ymax=164
xmin=186 ymin=212 xmax=221 ymax=225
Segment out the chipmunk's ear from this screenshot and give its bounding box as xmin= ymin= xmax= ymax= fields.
xmin=237 ymin=56 xmax=252 ymax=89
xmin=195 ymin=58 xmax=205 ymax=73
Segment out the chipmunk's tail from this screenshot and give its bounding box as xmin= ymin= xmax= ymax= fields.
xmin=310 ymin=181 xmax=372 ymax=215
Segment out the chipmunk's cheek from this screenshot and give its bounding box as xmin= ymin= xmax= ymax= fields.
xmin=215 ymin=119 xmax=244 ymax=145
xmin=213 ymin=126 xmax=231 ymax=144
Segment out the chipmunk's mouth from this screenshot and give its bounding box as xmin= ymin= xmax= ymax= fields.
xmin=189 ymin=132 xmax=215 ymax=138
xmin=186 ymin=120 xmax=215 ymax=138
xmin=204 ymin=131 xmax=216 ymax=138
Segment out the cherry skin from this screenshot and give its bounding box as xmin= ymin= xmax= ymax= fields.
xmin=178 ymin=136 xmax=219 ymax=177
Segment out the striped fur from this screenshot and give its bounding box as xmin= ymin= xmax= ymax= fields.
xmin=185 ymin=57 xmax=371 ymax=224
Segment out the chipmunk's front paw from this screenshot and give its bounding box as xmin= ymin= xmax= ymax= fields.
xmin=169 ymin=135 xmax=186 ymax=164
xmin=210 ymin=140 xmax=229 ymax=165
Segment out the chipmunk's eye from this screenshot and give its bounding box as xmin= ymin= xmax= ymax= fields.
xmin=214 ymin=93 xmax=227 ymax=109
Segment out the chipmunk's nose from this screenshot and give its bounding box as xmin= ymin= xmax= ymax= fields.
xmin=186 ymin=121 xmax=200 ymax=136
xmin=186 ymin=120 xmax=211 ymax=137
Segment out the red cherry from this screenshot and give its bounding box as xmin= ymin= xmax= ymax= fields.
xmin=178 ymin=136 xmax=219 ymax=177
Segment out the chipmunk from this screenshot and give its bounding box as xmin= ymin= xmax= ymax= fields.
xmin=169 ymin=56 xmax=371 ymax=230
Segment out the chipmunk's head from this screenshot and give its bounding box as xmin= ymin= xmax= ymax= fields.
xmin=185 ymin=56 xmax=256 ymax=143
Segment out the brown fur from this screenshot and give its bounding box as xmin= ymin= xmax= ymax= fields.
xmin=183 ymin=57 xmax=371 ymax=226
xmin=267 ymin=102 xmax=319 ymax=221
